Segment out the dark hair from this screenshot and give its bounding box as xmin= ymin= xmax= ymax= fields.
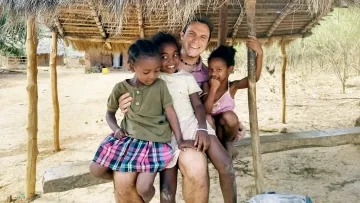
xmin=182 ymin=15 xmax=214 ymax=40
xmin=127 ymin=39 xmax=160 ymax=64
xmin=151 ymin=32 xmax=180 ymax=52
xmin=208 ymin=45 xmax=236 ymax=67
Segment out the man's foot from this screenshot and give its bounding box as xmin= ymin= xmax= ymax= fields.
xmin=225 ymin=142 xmax=239 ymax=160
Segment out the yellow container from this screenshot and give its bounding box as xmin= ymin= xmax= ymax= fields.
xmin=102 ymin=68 xmax=109 ymax=74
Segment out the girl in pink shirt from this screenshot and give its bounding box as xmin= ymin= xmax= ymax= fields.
xmin=202 ymin=37 xmax=263 ymax=158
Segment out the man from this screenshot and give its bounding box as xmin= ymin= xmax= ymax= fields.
xmin=116 ymin=16 xmax=237 ymax=203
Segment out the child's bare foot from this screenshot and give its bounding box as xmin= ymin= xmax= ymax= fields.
xmin=225 ymin=142 xmax=239 ymax=159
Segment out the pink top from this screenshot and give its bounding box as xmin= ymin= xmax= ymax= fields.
xmin=191 ymin=57 xmax=209 ymax=87
xmin=210 ymin=91 xmax=235 ymax=116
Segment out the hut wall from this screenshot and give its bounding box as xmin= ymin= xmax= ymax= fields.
xmin=85 ymin=51 xmax=112 ymax=69
xmin=38 ymin=54 xmax=64 ymax=66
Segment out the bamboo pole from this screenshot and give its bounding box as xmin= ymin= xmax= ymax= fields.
xmin=50 ymin=32 xmax=60 ymax=152
xmin=136 ymin=3 xmax=145 ymax=38
xmin=245 ymin=0 xmax=265 ymax=194
xmin=25 ymin=15 xmax=39 ymax=200
xmin=266 ymin=0 xmax=298 ymax=37
xmin=281 ymin=42 xmax=287 ymax=124
xmin=218 ymin=0 xmax=228 ymax=46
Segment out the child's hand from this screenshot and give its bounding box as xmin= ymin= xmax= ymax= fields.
xmin=178 ymin=139 xmax=196 ymax=151
xmin=246 ymin=36 xmax=263 ymax=56
xmin=114 ymin=128 xmax=128 ymax=139
xmin=194 ymin=130 xmax=210 ymax=152
xmin=210 ymin=78 xmax=221 ymax=92
xmin=118 ymin=93 xmax=133 ymax=113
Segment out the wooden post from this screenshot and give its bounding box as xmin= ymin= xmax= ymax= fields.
xmin=25 ymin=15 xmax=39 ymax=200
xmin=218 ymin=0 xmax=228 ymax=46
xmin=136 ymin=3 xmax=145 ymax=38
xmin=245 ymin=0 xmax=265 ymax=194
xmin=50 ymin=32 xmax=60 ymax=151
xmin=281 ymin=41 xmax=287 ymax=124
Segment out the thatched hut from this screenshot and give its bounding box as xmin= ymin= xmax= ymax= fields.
xmin=0 ymin=0 xmax=357 ymax=200
xmin=37 ymin=37 xmax=66 ymax=66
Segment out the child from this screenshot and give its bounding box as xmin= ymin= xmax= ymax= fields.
xmin=202 ymin=37 xmax=263 ymax=158
xmin=152 ymin=32 xmax=237 ymax=203
xmin=89 ymin=39 xmax=190 ymax=203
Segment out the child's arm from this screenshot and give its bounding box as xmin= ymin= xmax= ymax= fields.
xmin=165 ymin=106 xmax=195 ymax=150
xmin=190 ymin=93 xmax=210 ymax=152
xmin=106 ymin=110 xmax=128 ymax=139
xmin=202 ymin=78 xmax=221 ymax=114
xmin=232 ymin=36 xmax=263 ymax=90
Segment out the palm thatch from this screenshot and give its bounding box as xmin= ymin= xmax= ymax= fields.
xmin=0 ymin=0 xmax=359 ymax=52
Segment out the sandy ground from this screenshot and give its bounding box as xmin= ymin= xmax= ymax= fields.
xmin=0 ymin=67 xmax=359 ymax=203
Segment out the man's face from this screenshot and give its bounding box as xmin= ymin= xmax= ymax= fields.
xmin=180 ymin=22 xmax=210 ymax=58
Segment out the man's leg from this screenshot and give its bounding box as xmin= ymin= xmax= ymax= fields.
xmin=207 ymin=135 xmax=237 ymax=203
xmin=113 ymin=171 xmax=144 ymax=203
xmin=89 ymin=162 xmax=113 ymax=181
xmin=160 ymin=166 xmax=178 ymax=203
xmin=178 ymin=149 xmax=209 ymax=203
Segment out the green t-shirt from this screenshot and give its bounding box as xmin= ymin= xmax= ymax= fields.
xmin=107 ymin=78 xmax=173 ymax=142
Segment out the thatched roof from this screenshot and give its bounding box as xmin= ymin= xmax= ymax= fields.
xmin=0 ymin=0 xmax=358 ymax=52
xmin=37 ymin=37 xmax=66 ymax=55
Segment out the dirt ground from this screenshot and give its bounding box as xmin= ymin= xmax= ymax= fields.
xmin=0 ymin=67 xmax=359 ymax=203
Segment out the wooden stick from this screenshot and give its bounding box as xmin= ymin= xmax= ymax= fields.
xmin=245 ymin=0 xmax=265 ymax=194
xmin=301 ymin=14 xmax=323 ymax=33
xmin=54 ymin=18 xmax=69 ymax=47
xmin=88 ymin=1 xmax=112 ymax=49
xmin=218 ymin=0 xmax=228 ymax=46
xmin=50 ymin=32 xmax=60 ymax=152
xmin=25 ymin=15 xmax=39 ymax=200
xmin=232 ymin=8 xmax=245 ymax=44
xmin=266 ymin=0 xmax=298 ymax=37
xmin=281 ymin=41 xmax=287 ymax=124
xmin=136 ymin=3 xmax=145 ymax=38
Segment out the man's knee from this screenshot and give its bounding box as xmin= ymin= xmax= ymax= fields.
xmin=179 ymin=149 xmax=208 ymax=182
xmin=136 ymin=182 xmax=154 ymax=197
xmin=89 ymin=162 xmax=110 ymax=178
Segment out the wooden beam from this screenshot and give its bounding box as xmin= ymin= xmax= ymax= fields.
xmin=232 ymin=8 xmax=245 ymax=44
xmin=301 ymin=14 xmax=324 ymax=33
xmin=266 ymin=0 xmax=298 ymax=37
xmin=25 ymin=15 xmax=39 ymax=200
xmin=245 ymin=0 xmax=265 ymax=194
xmin=88 ymin=1 xmax=112 ymax=49
xmin=218 ymin=0 xmax=228 ymax=46
xmin=136 ymin=3 xmax=145 ymax=38
xmin=281 ymin=41 xmax=287 ymax=124
xmin=65 ymin=36 xmax=134 ymax=44
xmin=54 ymin=18 xmax=69 ymax=47
xmin=50 ymin=32 xmax=60 ymax=152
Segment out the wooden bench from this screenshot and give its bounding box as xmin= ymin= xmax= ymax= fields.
xmin=43 ymin=127 xmax=360 ymax=193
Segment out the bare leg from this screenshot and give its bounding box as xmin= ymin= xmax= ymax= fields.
xmin=206 ymin=114 xmax=216 ymax=130
xmin=89 ymin=161 xmax=113 ymax=181
xmin=160 ymin=166 xmax=178 ymax=203
xmin=216 ymin=111 xmax=240 ymax=158
xmin=178 ymin=149 xmax=209 ymax=203
xmin=136 ymin=172 xmax=157 ymax=203
xmin=207 ymin=136 xmax=237 ymax=203
xmin=113 ymin=171 xmax=143 ymax=203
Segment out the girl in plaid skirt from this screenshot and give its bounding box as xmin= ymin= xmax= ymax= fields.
xmin=89 ymin=39 xmax=192 ymax=203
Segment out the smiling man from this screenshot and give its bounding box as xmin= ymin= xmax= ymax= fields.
xmin=115 ymin=16 xmax=237 ymax=203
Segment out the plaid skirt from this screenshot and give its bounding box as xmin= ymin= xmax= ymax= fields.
xmin=93 ymin=134 xmax=172 ymax=172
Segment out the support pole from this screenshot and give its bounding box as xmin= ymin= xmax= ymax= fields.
xmin=25 ymin=15 xmax=39 ymax=200
xmin=245 ymin=0 xmax=265 ymax=194
xmin=281 ymin=42 xmax=287 ymax=124
xmin=136 ymin=3 xmax=145 ymax=38
xmin=50 ymin=32 xmax=60 ymax=151
xmin=218 ymin=0 xmax=228 ymax=46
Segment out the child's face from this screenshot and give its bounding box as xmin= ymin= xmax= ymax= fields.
xmin=160 ymin=43 xmax=180 ymax=74
xmin=131 ymin=56 xmax=161 ymax=86
xmin=208 ymin=58 xmax=234 ymax=83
